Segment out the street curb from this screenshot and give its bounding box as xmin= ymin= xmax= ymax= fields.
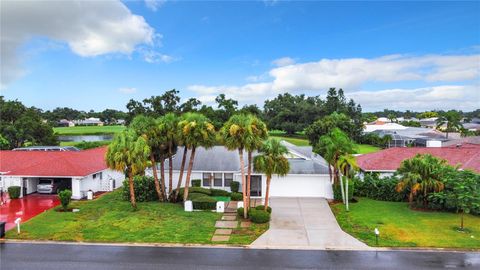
xmin=1 ymin=239 xmax=478 ymax=253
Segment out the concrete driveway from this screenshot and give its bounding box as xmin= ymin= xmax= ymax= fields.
xmin=251 ymin=197 xmax=371 ymax=250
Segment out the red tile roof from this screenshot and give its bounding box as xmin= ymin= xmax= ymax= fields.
xmin=0 ymin=147 xmax=109 ymax=177
xmin=356 ymin=144 xmax=480 ymax=173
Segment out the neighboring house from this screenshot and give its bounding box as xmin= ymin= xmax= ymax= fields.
xmin=364 ymin=122 xmax=408 ymax=133
xmin=442 ymin=136 xmax=480 ymax=147
xmin=364 ymin=123 xmax=447 ymax=147
xmin=419 ymin=117 xmax=439 ymax=128
xmin=0 ymin=147 xmax=123 ymax=199
xmin=356 ymin=143 xmax=480 ymax=178
xmin=73 ymin=117 xmax=104 ymax=126
xmin=148 ymin=141 xmax=333 ymax=199
xmin=58 ymin=119 xmax=75 ymax=127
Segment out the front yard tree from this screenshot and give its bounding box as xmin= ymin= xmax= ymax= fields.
xmin=158 ymin=113 xmax=179 ymax=195
xmin=254 ymin=138 xmax=290 ymax=211
xmin=179 ymin=113 xmax=216 ymax=201
xmin=130 ymin=115 xmax=166 ymax=201
xmin=396 ymin=154 xmax=446 ymax=207
xmin=336 ymin=153 xmax=359 ymax=211
xmin=106 ymin=130 xmax=151 ymax=209
xmin=221 ymin=114 xmax=252 ymax=218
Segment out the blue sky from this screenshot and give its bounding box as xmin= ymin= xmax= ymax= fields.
xmin=1 ymin=0 xmax=479 ymax=112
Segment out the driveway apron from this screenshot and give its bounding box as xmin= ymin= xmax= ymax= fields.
xmin=251 ymin=197 xmax=370 ymax=250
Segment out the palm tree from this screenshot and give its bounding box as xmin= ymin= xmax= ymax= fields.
xmin=221 ymin=114 xmax=251 ymax=218
xmin=129 ymin=115 xmax=166 ymax=201
xmin=178 ymin=113 xmax=216 ymax=201
xmin=436 ymin=110 xmax=462 ymax=139
xmin=106 ymin=129 xmax=150 ymax=209
xmin=158 ymin=113 xmax=179 ymax=195
xmin=336 ymin=154 xmax=359 ymax=211
xmin=254 ymin=138 xmax=290 ymax=211
xmin=244 ymin=115 xmax=268 ymax=209
xmin=396 ymin=154 xmax=446 ymax=207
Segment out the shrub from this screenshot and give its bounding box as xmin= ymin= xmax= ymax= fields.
xmin=191 ymin=179 xmax=201 ymax=187
xmin=255 ymin=205 xmax=272 ymax=213
xmin=122 ymin=176 xmax=158 ymax=202
xmin=237 ymin=207 xmax=245 ymax=217
xmin=230 ymin=192 xmax=243 ymax=201
xmin=7 ymin=186 xmax=21 ymax=199
xmin=58 ymin=189 xmax=72 ymax=210
xmin=172 ymin=187 xmax=212 ymax=201
xmin=210 ymin=189 xmax=231 ymax=197
xmin=249 ymin=208 xmax=271 ymax=224
xmin=354 ymin=174 xmax=407 ymax=202
xmin=188 ymin=192 xmax=209 ymax=200
xmin=192 ymin=196 xmax=217 ymax=210
xmin=333 ymin=184 xmax=342 ymax=201
xmin=230 ymin=181 xmax=240 ymax=193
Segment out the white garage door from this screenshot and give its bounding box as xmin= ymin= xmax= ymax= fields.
xmin=269 ymin=175 xmax=333 ymax=199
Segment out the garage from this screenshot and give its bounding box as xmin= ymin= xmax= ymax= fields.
xmin=269 ymin=174 xmax=333 ymax=198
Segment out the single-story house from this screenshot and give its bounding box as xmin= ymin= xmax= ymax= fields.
xmin=0 ymin=147 xmax=123 ymax=199
xmin=73 ymin=117 xmax=104 ymax=126
xmin=356 ymin=143 xmax=480 ymax=178
xmin=149 ymin=141 xmax=333 ymax=199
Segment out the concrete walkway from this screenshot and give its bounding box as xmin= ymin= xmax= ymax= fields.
xmin=251 ymin=197 xmax=371 ymax=250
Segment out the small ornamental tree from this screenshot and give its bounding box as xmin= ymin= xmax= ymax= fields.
xmin=58 ymin=189 xmax=72 ymax=211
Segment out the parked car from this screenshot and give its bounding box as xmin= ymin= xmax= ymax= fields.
xmin=37 ymin=179 xmax=70 ymax=194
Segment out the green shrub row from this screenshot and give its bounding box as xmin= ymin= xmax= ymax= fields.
xmin=354 ymin=174 xmax=407 ymax=202
xmin=191 ymin=196 xmax=217 ymax=210
xmin=255 ymin=205 xmax=272 ymax=213
xmin=230 ymin=192 xmax=243 ymax=201
xmin=248 ymin=208 xmax=270 ymax=223
xmin=122 ymin=176 xmax=159 ymax=202
xmin=230 ymin=181 xmax=240 ymax=193
xmin=333 ymin=180 xmax=354 ymax=201
xmin=8 ymin=186 xmax=21 ymax=199
xmin=210 ymin=189 xmax=231 ymax=197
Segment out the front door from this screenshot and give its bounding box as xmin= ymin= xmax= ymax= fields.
xmin=250 ymin=175 xmax=262 ymax=197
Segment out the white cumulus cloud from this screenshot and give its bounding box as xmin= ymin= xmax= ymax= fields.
xmin=1 ymin=0 xmax=156 ymax=88
xmin=272 ymin=57 xmax=296 ymax=67
xmin=118 ymin=87 xmax=138 ymax=94
xmin=145 ymin=0 xmax=166 ymax=12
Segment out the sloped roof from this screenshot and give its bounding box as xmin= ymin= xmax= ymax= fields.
xmin=356 ymin=144 xmax=480 ymax=173
xmin=0 ymin=147 xmax=108 ymax=177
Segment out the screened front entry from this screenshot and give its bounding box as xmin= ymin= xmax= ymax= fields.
xmin=249 ymin=175 xmax=262 ymax=197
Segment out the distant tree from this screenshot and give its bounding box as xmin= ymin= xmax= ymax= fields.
xmin=387 ymin=113 xmax=397 ymax=123
xmin=157 ymin=113 xmax=179 ymax=194
xmin=179 ymin=98 xmax=202 ymax=112
xmin=436 ymin=110 xmax=462 ymax=139
xmin=239 ymin=104 xmax=263 ymax=117
xmin=402 ymin=120 xmax=421 ymax=127
xmin=100 ymin=109 xmax=127 ymax=124
xmin=305 ymin=112 xmax=356 ymax=146
xmin=417 ymin=111 xmax=439 ymax=119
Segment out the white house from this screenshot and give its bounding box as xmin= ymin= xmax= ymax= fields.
xmin=148 ymin=142 xmax=333 ymax=199
xmin=0 ymin=147 xmax=124 ymax=199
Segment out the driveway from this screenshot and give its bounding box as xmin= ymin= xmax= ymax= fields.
xmin=0 ymin=193 xmax=60 ymax=231
xmin=251 ymin=197 xmax=370 ymax=250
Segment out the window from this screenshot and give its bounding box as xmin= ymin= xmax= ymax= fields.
xmin=202 ymin=173 xmax=211 ymax=187
xmin=93 ymin=174 xmax=96 ymax=179
xmin=224 ymin=173 xmax=233 ymax=187
xmin=214 ymin=173 xmax=223 ymax=187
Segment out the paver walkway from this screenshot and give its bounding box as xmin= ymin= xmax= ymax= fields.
xmin=250 ymin=197 xmax=371 ymax=250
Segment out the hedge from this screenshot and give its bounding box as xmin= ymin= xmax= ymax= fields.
xmin=255 ymin=205 xmax=272 ymax=213
xmin=122 ymin=176 xmax=158 ymax=202
xmin=355 ymin=174 xmax=407 ymax=202
xmin=192 ymin=196 xmax=217 ymax=210
xmin=8 ymin=186 xmax=21 ymax=199
xmin=210 ymin=189 xmax=231 ymax=197
xmin=191 ymin=179 xmax=201 ymax=187
xmin=188 ymin=192 xmax=209 ymax=200
xmin=173 ymin=187 xmax=212 ymax=201
xmin=230 ymin=181 xmax=240 ymax=193
xmin=230 ymin=192 xmax=243 ymax=201
xmin=333 ymin=179 xmax=354 ymax=201
xmin=249 ymin=208 xmax=271 ymax=223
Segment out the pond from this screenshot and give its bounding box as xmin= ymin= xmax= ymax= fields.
xmin=57 ymin=134 xmax=114 ymax=142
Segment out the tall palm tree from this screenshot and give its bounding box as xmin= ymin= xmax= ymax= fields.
xmin=178 ymin=113 xmax=216 ymax=201
xmin=129 ymin=115 xmax=166 ymax=201
xmin=221 ymin=114 xmax=251 ymax=218
xmin=396 ymin=154 xmax=446 ymax=207
xmin=254 ymin=138 xmax=290 ymax=211
xmin=158 ymin=113 xmax=179 ymax=194
xmin=244 ymin=115 xmax=268 ymax=209
xmin=106 ymin=129 xmax=150 ymax=209
xmin=336 ymin=154 xmax=359 ymax=211
xmin=436 ymin=110 xmax=462 ymax=139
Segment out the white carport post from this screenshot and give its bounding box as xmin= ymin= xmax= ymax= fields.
xmin=71 ymin=178 xmax=82 ymax=199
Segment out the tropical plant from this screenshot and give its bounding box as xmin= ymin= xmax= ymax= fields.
xmin=336 ymin=153 xmax=359 ymax=211
xmin=106 ymin=129 xmax=151 ymax=209
xmin=178 ymin=113 xmax=216 ymax=201
xmin=254 ymin=138 xmax=290 ymax=211
xmin=436 ymin=110 xmax=462 ymax=139
xmin=158 ymin=113 xmax=179 ymax=195
xmin=130 ymin=115 xmax=166 ymax=201
xmin=58 ymin=189 xmax=72 ymax=211
xmin=396 ymin=154 xmax=446 ymax=207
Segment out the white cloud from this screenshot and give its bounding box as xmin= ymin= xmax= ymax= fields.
xmin=188 ymin=53 xmax=480 ymax=111
xmin=1 ymin=0 xmax=156 ymax=88
xmin=272 ymin=57 xmax=296 ymax=67
xmin=145 ymin=0 xmax=166 ymax=12
xmin=141 ymin=49 xmax=176 ymax=63
xmin=118 ymin=87 xmax=138 ymax=94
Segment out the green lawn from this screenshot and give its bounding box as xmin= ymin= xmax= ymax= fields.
xmin=331 ymin=198 xmax=480 ymax=249
xmin=6 ymin=190 xmax=267 ymax=245
xmin=53 ymin=125 xmax=126 ymax=135
xmin=270 ymin=135 xmax=310 ymax=146
xmin=59 ymin=140 xmax=111 ymax=147
xmin=354 ymin=144 xmax=381 ymax=154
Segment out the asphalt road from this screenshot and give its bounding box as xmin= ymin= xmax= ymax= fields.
xmin=1 ymin=243 xmax=479 ymax=270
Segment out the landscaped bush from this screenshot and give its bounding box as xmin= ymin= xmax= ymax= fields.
xmin=58 ymin=189 xmax=72 ymax=211
xmin=191 ymin=179 xmax=201 ymax=187
xmin=188 ymin=192 xmax=209 ymax=200
xmin=122 ymin=176 xmax=158 ymax=202
xmin=333 ymin=180 xmax=355 ymax=202
xmin=230 ymin=181 xmax=240 ymax=193
xmin=230 ymin=192 xmax=243 ymax=201
xmin=354 ymin=174 xmax=407 ymax=202
xmin=7 ymin=186 xmax=21 ymax=199
xmin=237 ymin=207 xmax=245 ymax=217
xmin=191 ymin=196 xmax=217 ymax=210
xmin=210 ymin=189 xmax=230 ymax=197
xmin=249 ymin=208 xmax=271 ymax=224
xmin=333 ymin=184 xmax=342 ymax=201
xmin=173 ymin=187 xmax=212 ymax=201
xmin=255 ymin=205 xmax=272 ymax=213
